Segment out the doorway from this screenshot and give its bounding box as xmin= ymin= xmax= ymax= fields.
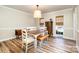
xmin=55 ymin=16 xmax=64 ymax=38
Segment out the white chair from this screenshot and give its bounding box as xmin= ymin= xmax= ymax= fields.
xmin=22 ymin=29 xmax=35 ymax=52
xmin=37 ymin=27 xmax=49 ymax=47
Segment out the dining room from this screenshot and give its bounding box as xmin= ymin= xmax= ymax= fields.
xmin=0 ymin=5 xmax=78 ymax=53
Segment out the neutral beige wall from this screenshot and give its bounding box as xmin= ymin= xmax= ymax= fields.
xmin=43 ymin=8 xmax=74 ymax=40
xmin=0 ymin=6 xmax=35 ymax=41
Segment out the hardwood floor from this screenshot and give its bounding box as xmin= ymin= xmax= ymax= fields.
xmin=0 ymin=37 xmax=78 ymax=53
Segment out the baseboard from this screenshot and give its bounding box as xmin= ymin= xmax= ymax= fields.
xmin=0 ymin=36 xmax=16 ymax=42
xmin=63 ymin=36 xmax=73 ymax=40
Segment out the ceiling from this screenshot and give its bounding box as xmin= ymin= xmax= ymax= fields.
xmin=5 ymin=5 xmax=75 ymax=14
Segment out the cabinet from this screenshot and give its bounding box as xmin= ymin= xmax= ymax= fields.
xmin=45 ymin=21 xmax=53 ymax=37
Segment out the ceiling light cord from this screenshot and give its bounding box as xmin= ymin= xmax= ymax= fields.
xmin=36 ymin=5 xmax=39 ymax=10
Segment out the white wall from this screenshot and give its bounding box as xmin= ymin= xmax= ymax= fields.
xmin=43 ymin=8 xmax=74 ymax=40
xmin=0 ymin=6 xmax=35 ymax=41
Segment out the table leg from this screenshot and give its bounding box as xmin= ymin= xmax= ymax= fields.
xmin=34 ymin=36 xmax=38 ymax=52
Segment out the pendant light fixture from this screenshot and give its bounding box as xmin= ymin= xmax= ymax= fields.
xmin=34 ymin=5 xmax=42 ymax=18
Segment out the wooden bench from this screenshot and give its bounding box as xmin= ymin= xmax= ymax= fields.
xmin=37 ymin=34 xmax=49 ymax=47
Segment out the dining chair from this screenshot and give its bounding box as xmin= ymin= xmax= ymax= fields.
xmin=37 ymin=28 xmax=49 ymax=47
xmin=21 ymin=29 xmax=35 ymax=53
